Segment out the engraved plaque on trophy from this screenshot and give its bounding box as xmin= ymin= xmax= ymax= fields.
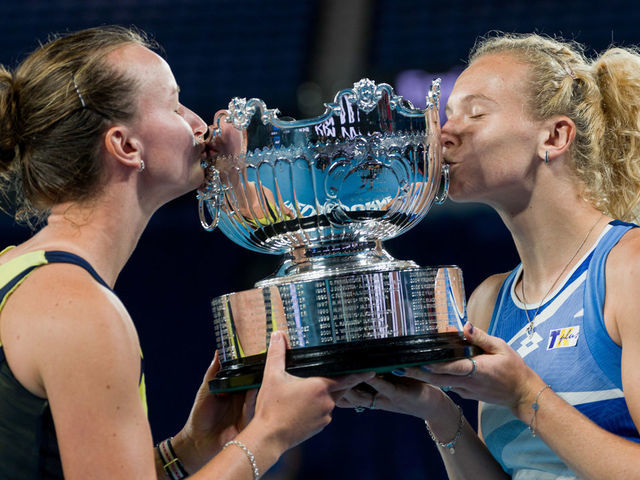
xmin=197 ymin=79 xmax=479 ymax=393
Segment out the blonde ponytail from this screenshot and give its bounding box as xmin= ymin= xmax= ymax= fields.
xmin=589 ymin=48 xmax=640 ymax=221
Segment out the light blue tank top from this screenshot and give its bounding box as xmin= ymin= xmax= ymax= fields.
xmin=481 ymin=221 xmax=640 ymax=479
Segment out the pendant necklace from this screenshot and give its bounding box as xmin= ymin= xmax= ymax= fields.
xmin=521 ymin=214 xmax=604 ymax=337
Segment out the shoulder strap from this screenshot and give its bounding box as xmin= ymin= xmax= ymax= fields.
xmin=0 ymin=250 xmax=112 ymax=316
xmin=44 ymin=251 xmax=112 ymax=290
xmin=487 ymin=266 xmax=520 ymax=336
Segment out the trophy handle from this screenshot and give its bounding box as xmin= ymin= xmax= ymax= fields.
xmin=198 ymin=198 xmax=220 ymax=232
xmin=197 ymin=162 xmax=224 ymax=231
xmin=434 ymin=164 xmax=449 ymax=205
xmin=198 ymin=197 xmax=219 ymax=231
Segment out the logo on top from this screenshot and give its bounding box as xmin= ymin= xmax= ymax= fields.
xmin=547 ymin=326 xmax=580 ymax=350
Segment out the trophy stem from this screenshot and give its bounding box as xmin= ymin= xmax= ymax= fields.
xmin=255 ymin=240 xmax=418 ymax=287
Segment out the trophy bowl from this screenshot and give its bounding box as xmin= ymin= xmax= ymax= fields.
xmin=198 ymin=79 xmax=479 ymax=393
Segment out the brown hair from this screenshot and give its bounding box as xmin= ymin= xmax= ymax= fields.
xmin=470 ymin=32 xmax=640 ymax=222
xmin=0 ymin=25 xmax=154 ymax=225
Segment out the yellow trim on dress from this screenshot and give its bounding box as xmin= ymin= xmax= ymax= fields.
xmin=139 ymin=362 xmax=148 ymax=417
xmin=0 ymin=248 xmax=48 ymax=348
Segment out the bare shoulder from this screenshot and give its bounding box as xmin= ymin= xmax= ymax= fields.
xmin=0 ymin=262 xmax=140 ymax=397
xmin=605 ymin=227 xmax=640 ymax=431
xmin=606 ymin=226 xmax=640 ymax=267
xmin=604 ymin=227 xmax=640 ymax=345
xmin=605 ymin=227 xmax=640 ymax=310
xmin=467 ymin=272 xmax=511 ymax=332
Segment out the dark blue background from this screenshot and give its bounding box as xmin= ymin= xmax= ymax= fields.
xmin=1 ymin=1 xmax=638 ymax=478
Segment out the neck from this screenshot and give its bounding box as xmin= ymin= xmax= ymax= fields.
xmin=24 ymin=188 xmax=153 ymax=288
xmin=496 ymin=185 xmax=608 ymax=303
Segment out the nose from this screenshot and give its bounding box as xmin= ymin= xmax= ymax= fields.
xmin=184 ymin=106 xmax=208 ymax=139
xmin=441 ymin=118 xmax=459 ymax=151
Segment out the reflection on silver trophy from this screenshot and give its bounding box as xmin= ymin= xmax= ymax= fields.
xmin=198 ymin=78 xmax=478 ymax=392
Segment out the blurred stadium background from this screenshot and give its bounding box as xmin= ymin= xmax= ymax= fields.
xmin=1 ymin=1 xmax=638 ymax=478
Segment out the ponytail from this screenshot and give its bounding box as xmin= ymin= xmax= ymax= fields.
xmin=588 ymin=48 xmax=640 ymax=221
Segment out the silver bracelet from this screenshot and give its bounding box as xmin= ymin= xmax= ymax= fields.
xmin=425 ymin=404 xmax=465 ymax=454
xmin=529 ymin=384 xmax=552 ymax=437
xmin=223 ymin=440 xmax=259 ymax=479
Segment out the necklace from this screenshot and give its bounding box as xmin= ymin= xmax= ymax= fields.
xmin=521 ymin=214 xmax=604 ymax=337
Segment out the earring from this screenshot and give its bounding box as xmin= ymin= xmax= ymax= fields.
xmin=544 ymin=151 xmax=549 ymax=164
xmin=137 ymin=160 xmax=145 ymax=173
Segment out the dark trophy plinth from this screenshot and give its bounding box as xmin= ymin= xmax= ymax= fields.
xmin=197 ymin=79 xmax=480 ymax=393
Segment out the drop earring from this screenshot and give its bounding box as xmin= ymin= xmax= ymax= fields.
xmin=138 ymin=160 xmax=145 ymax=173
xmin=544 ymin=151 xmax=549 ymax=164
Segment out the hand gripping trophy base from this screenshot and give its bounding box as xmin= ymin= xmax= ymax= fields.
xmin=211 ymin=332 xmax=477 ymax=393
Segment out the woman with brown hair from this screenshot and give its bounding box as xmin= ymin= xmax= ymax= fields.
xmin=0 ymin=26 xmax=371 ymax=479
xmin=342 ymin=33 xmax=640 ymax=479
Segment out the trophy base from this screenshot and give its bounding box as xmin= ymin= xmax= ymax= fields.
xmin=209 ymin=265 xmax=474 ymax=394
xmin=209 ymin=332 xmax=480 ymax=393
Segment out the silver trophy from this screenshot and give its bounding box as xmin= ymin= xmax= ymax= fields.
xmin=198 ymin=78 xmax=478 ymax=392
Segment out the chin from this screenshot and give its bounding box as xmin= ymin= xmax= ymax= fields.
xmin=447 ymin=193 xmax=473 ymax=204
xmin=445 ymin=183 xmax=483 ymax=204
xmin=166 ymin=175 xmax=204 ymax=202
xmin=445 ymin=173 xmax=483 ymax=202
xmin=190 ymin=168 xmax=206 ymax=189
xmin=444 ymin=181 xmax=466 ymax=202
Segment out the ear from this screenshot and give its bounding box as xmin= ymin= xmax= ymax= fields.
xmin=537 ymin=116 xmax=576 ymax=162
xmin=103 ymin=125 xmax=143 ymax=171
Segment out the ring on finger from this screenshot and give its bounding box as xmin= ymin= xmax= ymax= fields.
xmin=466 ymin=357 xmax=477 ymax=377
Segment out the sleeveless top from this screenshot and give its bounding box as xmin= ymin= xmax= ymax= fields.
xmin=0 ymin=247 xmax=147 ymax=479
xmin=481 ymin=221 xmax=640 ymax=479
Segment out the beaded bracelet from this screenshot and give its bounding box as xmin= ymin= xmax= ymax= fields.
xmin=529 ymin=384 xmax=552 ymax=437
xmin=425 ymin=404 xmax=465 ymax=454
xmin=157 ymin=437 xmax=189 ymax=479
xmin=224 ymin=440 xmax=260 ymax=479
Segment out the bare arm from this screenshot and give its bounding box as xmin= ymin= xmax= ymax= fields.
xmin=344 ymin=233 xmax=640 ymax=479
xmin=339 ymin=273 xmax=510 ymax=480
xmin=421 ymin=234 xmax=640 ymax=480
xmin=162 ymin=331 xmax=374 ymax=480
xmin=437 ymin=273 xmax=508 ymax=479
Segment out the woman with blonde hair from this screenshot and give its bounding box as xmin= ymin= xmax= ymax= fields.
xmin=0 ymin=26 xmax=371 ymax=479
xmin=342 ymin=33 xmax=640 ymax=479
